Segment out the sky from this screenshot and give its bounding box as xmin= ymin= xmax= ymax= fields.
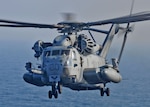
xmin=0 ymin=0 xmax=150 ymax=57
xmin=0 ymin=0 xmax=150 ymax=40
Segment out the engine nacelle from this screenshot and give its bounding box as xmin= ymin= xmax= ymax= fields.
xmin=78 ymin=34 xmax=101 ymax=55
xmin=32 ymin=40 xmax=52 ymax=58
xmin=100 ymin=66 xmax=122 ymax=83
xmin=53 ymin=34 xmax=76 ymax=46
xmin=32 ymin=40 xmax=43 ymax=58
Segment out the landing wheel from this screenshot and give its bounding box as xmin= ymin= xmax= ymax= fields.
xmin=48 ymin=83 xmax=61 ymax=99
xmin=100 ymin=88 xmax=110 ymax=96
xmin=57 ymin=83 xmax=62 ymax=94
xmin=100 ymin=88 xmax=104 ymax=96
xmin=54 ymin=91 xmax=58 ymax=98
xmin=48 ymin=91 xmax=52 ymax=99
xmin=106 ymin=88 xmax=110 ymax=96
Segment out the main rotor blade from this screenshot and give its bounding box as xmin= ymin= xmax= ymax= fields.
xmin=0 ymin=11 xmax=150 ymax=30
xmin=85 ymin=11 xmax=150 ymax=26
xmin=0 ymin=19 xmax=64 ymax=29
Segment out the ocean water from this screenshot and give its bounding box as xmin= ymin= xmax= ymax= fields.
xmin=0 ymin=41 xmax=150 ymax=107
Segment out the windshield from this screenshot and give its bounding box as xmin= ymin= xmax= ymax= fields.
xmin=61 ymin=50 xmax=70 ymax=56
xmin=44 ymin=49 xmax=70 ymax=57
xmin=52 ymin=50 xmax=60 ymax=56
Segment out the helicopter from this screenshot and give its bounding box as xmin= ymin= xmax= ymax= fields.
xmin=0 ymin=11 xmax=150 ymax=99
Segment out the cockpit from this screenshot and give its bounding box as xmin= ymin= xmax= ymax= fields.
xmin=42 ymin=46 xmax=78 ymax=67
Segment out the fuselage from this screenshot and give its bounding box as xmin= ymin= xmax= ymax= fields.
xmin=41 ymin=46 xmax=106 ymax=85
xmin=23 ymin=45 xmax=122 ymax=90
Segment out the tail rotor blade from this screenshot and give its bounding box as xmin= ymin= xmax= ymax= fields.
xmin=117 ymin=0 xmax=135 ymax=64
xmin=117 ymin=23 xmax=129 ymax=64
xmin=117 ymin=24 xmax=134 ymax=38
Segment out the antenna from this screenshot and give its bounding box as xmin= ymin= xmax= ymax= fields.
xmin=117 ymin=0 xmax=135 ymax=64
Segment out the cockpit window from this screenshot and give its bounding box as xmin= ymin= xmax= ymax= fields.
xmin=52 ymin=50 xmax=60 ymax=56
xmin=44 ymin=51 xmax=51 ymax=57
xmin=61 ymin=50 xmax=70 ymax=56
xmin=44 ymin=49 xmax=70 ymax=57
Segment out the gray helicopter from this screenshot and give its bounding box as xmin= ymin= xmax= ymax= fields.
xmin=0 ymin=11 xmax=150 ymax=99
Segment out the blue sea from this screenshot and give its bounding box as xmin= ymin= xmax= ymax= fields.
xmin=0 ymin=40 xmax=150 ymax=107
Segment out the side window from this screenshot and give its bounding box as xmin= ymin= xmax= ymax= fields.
xmin=72 ymin=51 xmax=77 ymax=60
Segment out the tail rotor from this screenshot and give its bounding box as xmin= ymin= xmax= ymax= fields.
xmin=117 ymin=0 xmax=135 ymax=64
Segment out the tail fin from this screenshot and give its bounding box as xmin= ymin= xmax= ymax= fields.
xmin=100 ymin=24 xmax=118 ymax=58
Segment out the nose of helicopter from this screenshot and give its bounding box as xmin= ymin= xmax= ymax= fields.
xmin=44 ymin=58 xmax=63 ymax=83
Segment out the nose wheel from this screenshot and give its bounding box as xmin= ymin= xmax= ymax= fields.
xmin=48 ymin=82 xmax=62 ymax=99
xmin=48 ymin=90 xmax=58 ymax=99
